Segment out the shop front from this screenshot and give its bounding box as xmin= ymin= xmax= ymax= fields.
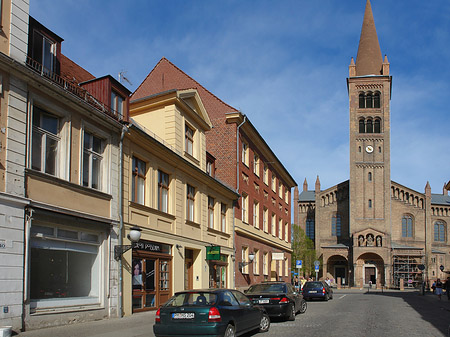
xmin=131 ymin=240 xmax=172 ymax=312
xmin=207 ymin=246 xmax=229 ymax=288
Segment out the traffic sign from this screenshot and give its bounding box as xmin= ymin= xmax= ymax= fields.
xmin=296 ymin=260 xmax=302 ymax=268
xmin=315 ymin=265 xmax=319 ymax=272
xmin=314 ymin=260 xmax=320 ymax=267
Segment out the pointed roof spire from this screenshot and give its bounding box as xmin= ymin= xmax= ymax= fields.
xmin=315 ymin=175 xmax=321 ymax=193
xmin=355 ymin=0 xmax=383 ymax=76
xmin=303 ymin=178 xmax=308 ymax=192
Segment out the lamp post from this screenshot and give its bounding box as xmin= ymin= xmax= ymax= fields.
xmin=114 ymin=226 xmax=142 ymax=261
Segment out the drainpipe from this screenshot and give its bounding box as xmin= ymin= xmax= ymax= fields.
xmin=234 ymin=114 xmax=246 ymax=287
xmin=118 ymin=124 xmax=129 ymax=318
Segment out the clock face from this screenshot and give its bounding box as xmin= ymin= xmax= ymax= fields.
xmin=366 ymin=145 xmax=374 ymax=153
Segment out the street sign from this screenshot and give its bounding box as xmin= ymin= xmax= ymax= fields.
xmin=296 ymin=260 xmax=302 ymax=268
xmin=314 ymin=260 xmax=320 ymax=267
xmin=418 ymin=264 xmax=425 ymax=271
xmin=315 ymin=265 xmax=319 ymax=272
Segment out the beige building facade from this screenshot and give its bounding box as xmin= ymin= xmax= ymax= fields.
xmin=294 ymin=0 xmax=450 ymax=289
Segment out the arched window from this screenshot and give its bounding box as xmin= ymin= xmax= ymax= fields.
xmin=359 ymin=93 xmax=365 ymax=108
xmin=434 ymin=221 xmax=446 ymax=242
xmin=359 ymin=119 xmax=365 ymax=133
xmin=368 ymin=172 xmax=372 ymax=182
xmin=374 ymin=92 xmax=380 ymax=108
xmin=331 ymin=213 xmax=341 ymax=237
xmin=402 ymin=215 xmax=413 ymax=237
xmin=306 ymin=218 xmax=315 ymax=241
xmin=366 ymin=119 xmax=373 ymax=133
xmin=374 ymin=118 xmax=381 ymax=133
xmin=366 ymin=92 xmax=373 ymax=108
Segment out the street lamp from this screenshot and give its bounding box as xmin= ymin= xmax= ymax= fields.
xmin=239 ymin=251 xmax=255 ymax=270
xmin=114 ymin=226 xmax=142 ymax=260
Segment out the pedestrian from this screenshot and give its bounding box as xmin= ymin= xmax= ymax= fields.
xmin=432 ymin=280 xmax=436 ymax=294
xmin=445 ymin=277 xmax=450 ymax=301
xmin=435 ymin=278 xmax=443 ymax=300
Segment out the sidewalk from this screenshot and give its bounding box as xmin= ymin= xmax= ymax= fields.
xmin=16 ymin=311 xmax=157 ymax=337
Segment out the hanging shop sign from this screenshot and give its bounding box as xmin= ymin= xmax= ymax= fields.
xmin=133 ymin=240 xmax=171 ymax=254
xmin=206 ymin=246 xmax=221 ymax=260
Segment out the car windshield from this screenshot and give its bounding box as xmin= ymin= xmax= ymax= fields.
xmin=247 ymin=283 xmax=286 ymax=293
xmin=164 ymin=292 xmax=218 ymax=307
xmin=304 ymin=282 xmax=323 ymax=288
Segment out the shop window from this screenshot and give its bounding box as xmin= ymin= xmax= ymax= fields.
xmin=132 ymin=157 xmax=146 ymax=204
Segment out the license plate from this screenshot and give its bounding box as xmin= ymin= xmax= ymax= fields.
xmin=309 ymin=290 xmax=317 ymax=293
xmin=172 ymin=312 xmax=195 ymax=319
xmin=259 ymin=299 xmax=269 ymax=304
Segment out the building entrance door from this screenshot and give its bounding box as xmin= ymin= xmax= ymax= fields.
xmin=365 ymin=266 xmax=376 ymax=284
xmin=132 ymin=258 xmax=156 ymax=311
xmin=335 ymin=266 xmax=346 ymax=285
xmin=185 ymin=249 xmax=193 ymax=290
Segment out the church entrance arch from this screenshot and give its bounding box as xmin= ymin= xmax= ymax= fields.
xmin=356 ymin=252 xmax=385 ymax=286
xmin=327 ymin=255 xmax=348 ymax=287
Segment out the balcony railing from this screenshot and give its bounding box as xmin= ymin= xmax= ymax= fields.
xmin=26 ymin=56 xmax=123 ymax=121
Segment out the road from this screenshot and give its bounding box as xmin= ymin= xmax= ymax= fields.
xmin=245 ymin=290 xmax=450 ymax=337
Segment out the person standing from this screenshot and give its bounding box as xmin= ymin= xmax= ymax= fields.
xmin=435 ymin=278 xmax=443 ymax=300
xmin=445 ymin=277 xmax=450 ymax=301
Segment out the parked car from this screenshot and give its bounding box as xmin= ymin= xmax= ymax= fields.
xmin=302 ymin=281 xmax=333 ymax=301
xmin=244 ymin=281 xmax=307 ymax=321
xmin=153 ymin=288 xmax=270 ymax=337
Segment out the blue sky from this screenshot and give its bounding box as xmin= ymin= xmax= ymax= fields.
xmin=30 ymin=0 xmax=450 ymax=194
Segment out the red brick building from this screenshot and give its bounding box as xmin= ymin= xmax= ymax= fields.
xmin=132 ymin=58 xmax=296 ymax=288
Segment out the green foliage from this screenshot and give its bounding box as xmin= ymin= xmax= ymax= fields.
xmin=291 ymin=224 xmax=317 ymax=278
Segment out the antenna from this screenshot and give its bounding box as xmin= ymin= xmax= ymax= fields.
xmin=118 ymin=71 xmax=132 ymax=86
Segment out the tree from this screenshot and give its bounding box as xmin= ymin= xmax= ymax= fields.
xmin=291 ymin=224 xmax=317 ymax=278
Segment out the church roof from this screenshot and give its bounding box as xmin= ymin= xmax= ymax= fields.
xmin=431 ymin=194 xmax=450 ymax=206
xmin=391 ymin=242 xmax=423 ymax=250
xmin=355 ymin=0 xmax=383 ymax=76
xmin=298 ymin=190 xmax=315 ymax=202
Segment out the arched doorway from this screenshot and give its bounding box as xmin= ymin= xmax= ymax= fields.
xmin=327 ymin=255 xmax=349 ymax=287
xmin=356 ymin=252 xmax=385 ymax=286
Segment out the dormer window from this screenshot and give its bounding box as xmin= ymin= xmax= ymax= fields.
xmin=185 ymin=124 xmax=194 ymax=156
xmin=111 ymin=90 xmax=124 ymax=117
xmin=31 ymin=31 xmax=56 ymax=74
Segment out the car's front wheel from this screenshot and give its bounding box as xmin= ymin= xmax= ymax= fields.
xmin=259 ymin=313 xmax=270 ymax=332
xmin=299 ymin=299 xmax=307 ymax=314
xmin=224 ymin=324 xmax=236 ymax=337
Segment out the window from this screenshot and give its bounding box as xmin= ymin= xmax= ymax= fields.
xmin=368 ymin=199 xmax=372 ymax=208
xmin=402 ymin=215 xmax=413 ymax=238
xmin=359 ymin=119 xmax=365 ymax=133
xmin=111 ymin=91 xmax=124 ymax=117
xmin=366 ymin=119 xmax=373 ymax=133
xmin=221 ymin=203 xmax=227 ymax=232
xmin=285 ymin=259 xmax=288 ymax=277
xmin=434 ymin=221 xmax=446 ymax=242
xmin=263 ymin=207 xmax=268 ymax=232
xmin=263 ymin=164 xmax=268 ymax=185
xmin=158 ymin=170 xmax=169 ymax=212
xmin=359 ymin=93 xmax=365 ymax=108
xmin=206 ymin=160 xmax=213 ymax=176
xmin=186 ymin=185 xmax=195 ymax=222
xmin=278 ymin=182 xmax=283 ymax=198
xmin=359 ymin=91 xmax=381 ymax=109
xmin=278 ymin=218 xmax=283 ymax=239
xmin=241 ymin=141 xmax=249 ymax=166
xmin=331 ymin=213 xmax=341 ymax=237
xmin=82 ymin=131 xmax=103 ymax=190
xmin=32 ymin=106 xmax=59 ymax=175
xmin=374 ymin=119 xmax=381 ymax=133
xmin=253 ymin=201 xmax=259 ymax=228
xmin=253 ymin=249 xmax=259 ymax=275
xmin=185 ymin=124 xmax=194 ymax=156
xmin=208 ymin=196 xmax=214 ymax=229
xmin=31 ymin=30 xmax=56 ymax=74
xmin=284 ymin=223 xmax=288 ymax=242
xmin=374 ymin=92 xmax=380 ymax=108
xmin=132 ymin=157 xmax=146 ymax=204
xmin=253 ymin=154 xmax=259 ymax=176
xmin=241 ymin=247 xmax=249 ymax=274
xmin=272 ymin=175 xmax=276 ymax=192
xmin=242 ymin=194 xmax=248 ymax=223
xmin=306 ymin=218 xmax=315 ymax=240
xmin=365 ymin=92 xmax=373 ymax=108
xmin=271 ymin=213 xmax=276 ymax=236
xmin=368 ymin=172 xmax=372 ymax=182
xmin=263 ymin=252 xmax=268 ymax=276
xmin=285 ymin=190 xmax=289 ymax=204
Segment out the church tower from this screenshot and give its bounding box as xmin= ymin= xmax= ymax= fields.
xmin=348 ymin=0 xmax=392 ymax=238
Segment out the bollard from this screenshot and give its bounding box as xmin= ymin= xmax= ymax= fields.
xmin=337 ymin=277 xmax=341 ymax=289
xmin=399 ymin=278 xmax=404 ymax=291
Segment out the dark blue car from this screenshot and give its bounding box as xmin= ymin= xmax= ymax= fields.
xmin=302 ymin=281 xmax=333 ymax=301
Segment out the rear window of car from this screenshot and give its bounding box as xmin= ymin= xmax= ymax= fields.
xmin=247 ymin=283 xmax=286 ymax=293
xmin=304 ymin=282 xmax=323 ymax=288
xmin=165 ymin=292 xmax=218 ymax=307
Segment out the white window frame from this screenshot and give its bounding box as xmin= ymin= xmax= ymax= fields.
xmin=271 ymin=175 xmax=276 ymax=192
xmin=221 ymin=203 xmax=227 ymax=232
xmin=263 ymin=207 xmax=268 ymax=233
xmin=241 ymin=141 xmax=249 ymax=166
xmin=271 ymin=213 xmax=276 ymax=237
xmin=242 ymin=246 xmax=249 ymax=274
xmin=263 ymin=164 xmax=268 ymax=185
xmin=208 ymin=196 xmax=215 ymax=229
xmin=253 ymin=154 xmax=259 ymax=176
xmin=253 ymin=201 xmax=259 ymax=228
xmin=263 ymin=252 xmax=268 ymax=276
xmin=242 ymin=194 xmax=249 ymax=223
xmin=253 ymin=249 xmax=259 ymax=275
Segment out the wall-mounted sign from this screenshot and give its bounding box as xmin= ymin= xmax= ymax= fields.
xmin=206 ymin=246 xmax=221 ymax=260
xmin=133 ymin=240 xmax=171 ymax=254
xmin=272 ymin=252 xmax=285 ymax=260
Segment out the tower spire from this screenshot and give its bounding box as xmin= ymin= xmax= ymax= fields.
xmin=355 ymin=0 xmax=383 ymax=76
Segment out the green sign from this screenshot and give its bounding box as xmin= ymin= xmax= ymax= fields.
xmin=206 ymin=246 xmax=221 ymax=260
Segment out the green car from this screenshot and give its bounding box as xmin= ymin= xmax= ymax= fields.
xmin=153 ymin=288 xmax=270 ymax=337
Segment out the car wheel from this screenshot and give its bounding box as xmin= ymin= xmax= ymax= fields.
xmin=224 ymin=324 xmax=236 ymax=337
xmin=299 ymin=299 xmax=307 ymax=314
xmin=259 ymin=313 xmax=270 ymax=333
xmin=324 ymin=294 xmax=329 ymax=301
xmin=287 ymin=303 xmax=295 ymax=321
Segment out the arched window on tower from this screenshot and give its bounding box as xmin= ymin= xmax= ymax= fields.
xmin=374 ymin=118 xmax=381 ymax=133
xmin=368 ymin=172 xmax=372 ymax=182
xmin=366 ymin=92 xmax=373 ymax=108
xmin=366 ymin=119 xmax=373 ymax=133
xmin=402 ymin=215 xmax=413 ymax=237
xmin=306 ymin=217 xmax=315 ymax=241
xmin=359 ymin=93 xmax=365 ymax=108
xmin=359 ymin=119 xmax=365 ymax=133
xmin=374 ymin=92 xmax=381 ymax=108
xmin=331 ymin=213 xmax=341 ymax=237
xmin=434 ymin=220 xmax=446 ymax=242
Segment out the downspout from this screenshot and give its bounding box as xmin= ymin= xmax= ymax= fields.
xmin=234 ymin=114 xmax=246 ymax=287
xmin=118 ymin=124 xmax=129 ymax=318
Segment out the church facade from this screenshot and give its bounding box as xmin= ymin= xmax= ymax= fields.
xmin=293 ymin=0 xmax=450 ymax=289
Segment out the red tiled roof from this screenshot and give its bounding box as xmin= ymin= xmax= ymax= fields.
xmin=132 ymin=57 xmax=238 ymax=119
xmin=60 ymin=54 xmax=95 ymax=84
